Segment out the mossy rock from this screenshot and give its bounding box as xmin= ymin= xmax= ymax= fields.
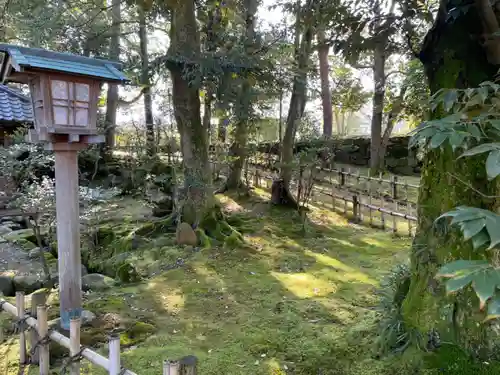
xmin=116 ymin=262 xmax=141 ymax=283
xmin=80 ymin=329 xmax=108 ymax=346
xmin=120 ymin=321 xmax=156 ymax=347
xmin=14 ymin=238 xmax=37 ymax=250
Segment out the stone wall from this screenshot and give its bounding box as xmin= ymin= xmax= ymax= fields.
xmin=255 ymin=136 xmax=421 ymax=176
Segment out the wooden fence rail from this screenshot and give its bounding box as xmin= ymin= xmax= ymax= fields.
xmin=0 ymin=292 xmax=197 ymax=375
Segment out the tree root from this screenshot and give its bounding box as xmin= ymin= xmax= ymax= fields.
xmin=215 ymin=181 xmax=252 ymax=196
xmin=193 ymin=205 xmax=244 ymax=249
xmin=270 ymin=179 xmax=299 ymax=209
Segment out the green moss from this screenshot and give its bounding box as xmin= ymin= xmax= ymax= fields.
xmin=116 ymin=262 xmax=141 ymax=283
xmin=424 ymin=344 xmax=500 ymax=374
xmin=196 ymin=228 xmax=212 ymax=249
xmin=14 ymin=238 xmax=36 ymax=250
xmin=120 ymin=322 xmax=156 ymax=347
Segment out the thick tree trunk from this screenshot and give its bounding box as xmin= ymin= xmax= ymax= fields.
xmin=168 ymin=0 xmax=212 ymax=225
xmin=401 ymin=4 xmax=500 ymax=357
xmin=104 ymin=0 xmax=121 ymax=156
xmin=139 ymin=2 xmax=155 ymax=156
xmin=318 ymin=30 xmax=333 ymax=138
xmin=369 ymin=42 xmax=386 ymax=173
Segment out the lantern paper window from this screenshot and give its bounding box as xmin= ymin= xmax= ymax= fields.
xmin=50 ymin=79 xmax=90 ymax=127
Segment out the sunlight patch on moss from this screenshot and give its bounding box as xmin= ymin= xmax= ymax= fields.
xmin=271 ymin=272 xmax=337 ymax=298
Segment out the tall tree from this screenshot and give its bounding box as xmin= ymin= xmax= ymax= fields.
xmin=271 ymin=0 xmax=315 ymax=206
xmin=138 ymin=0 xmax=155 ymax=155
xmin=224 ymin=0 xmax=259 ymax=190
xmin=317 ymin=29 xmax=333 ymax=137
xmin=401 ymin=0 xmax=500 ymax=355
xmin=104 ymin=0 xmax=122 ymax=155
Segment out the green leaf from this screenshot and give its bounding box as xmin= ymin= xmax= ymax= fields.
xmin=486 ymin=216 xmax=500 ymax=249
xmin=478 ymin=86 xmax=489 ymax=103
xmin=430 ymin=133 xmax=448 ymax=149
xmin=486 ymin=293 xmax=500 ymax=321
xmin=486 ymin=150 xmax=500 ymax=180
xmin=443 ymin=90 xmax=458 ymax=112
xmin=449 ymin=132 xmax=466 ymax=151
xmin=473 ymin=269 xmax=498 ymax=309
xmin=449 ymin=209 xmax=484 ymax=225
xmin=472 ymin=230 xmax=490 ymax=249
xmin=437 ymin=260 xmax=489 ymax=278
xmin=459 ymin=143 xmax=500 ymax=158
xmin=446 ymin=274 xmax=475 ymax=294
xmin=467 ymin=124 xmax=482 ymax=140
xmin=462 ymin=218 xmax=486 ymax=240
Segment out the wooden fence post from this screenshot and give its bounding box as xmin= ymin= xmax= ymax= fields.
xmin=37 ymin=304 xmax=50 ymax=375
xmin=163 ymin=360 xmax=180 ymax=375
xmin=70 ymin=317 xmax=81 ymax=375
xmin=30 ymin=291 xmax=47 ymax=364
xmin=352 ymin=195 xmax=359 ymax=222
xmin=109 ymin=334 xmax=121 ymax=375
xmin=339 ymin=168 xmax=345 ymax=187
xmin=179 ymin=356 xmax=198 ymax=375
xmin=16 ymin=291 xmax=26 ymax=364
xmin=391 ymin=176 xmax=398 ymax=200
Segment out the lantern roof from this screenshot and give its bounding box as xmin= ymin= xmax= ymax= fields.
xmin=0 ymin=84 xmax=33 ymax=124
xmin=0 ymin=44 xmax=129 ymax=84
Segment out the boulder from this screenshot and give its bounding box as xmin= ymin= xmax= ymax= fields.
xmin=0 ymin=225 xmax=12 ymax=235
xmin=81 ymin=310 xmax=97 ymax=326
xmin=28 ymin=247 xmax=42 ymax=260
xmin=116 ymin=263 xmax=141 ymax=283
xmin=0 ymin=275 xmax=14 ymax=296
xmin=82 ymin=273 xmax=115 ymax=291
xmin=13 ymin=275 xmax=42 ymax=294
xmin=176 ymin=222 xmax=198 ymax=246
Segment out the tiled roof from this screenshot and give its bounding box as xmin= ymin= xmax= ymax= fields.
xmin=0 ymin=85 xmax=33 ymax=123
xmin=0 ymin=44 xmax=129 ymax=83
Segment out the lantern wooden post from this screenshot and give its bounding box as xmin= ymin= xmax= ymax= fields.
xmin=53 ymin=143 xmax=85 ymax=328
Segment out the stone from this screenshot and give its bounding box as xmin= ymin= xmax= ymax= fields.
xmin=13 ymin=275 xmax=42 ymax=294
xmin=28 ymin=247 xmax=42 ymax=259
xmin=81 ymin=310 xmax=96 ymax=326
xmin=0 ymin=225 xmax=12 ymax=235
xmin=81 ymin=264 xmax=88 ymax=276
xmin=116 ymin=263 xmax=140 ymax=283
xmin=82 ymin=273 xmax=115 ymax=291
xmin=0 ymin=275 xmax=14 ymax=296
xmin=4 ymin=229 xmax=36 ymax=244
xmin=176 ymin=222 xmax=198 ymax=246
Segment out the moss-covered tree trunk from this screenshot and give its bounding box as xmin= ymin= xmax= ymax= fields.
xmin=168 ymin=0 xmax=212 ymax=225
xmin=401 ymin=4 xmax=500 ymax=356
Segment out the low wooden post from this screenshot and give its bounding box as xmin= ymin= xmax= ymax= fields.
xmin=179 ymin=356 xmax=197 ymax=375
xmin=16 ymin=291 xmax=27 ymax=364
xmin=30 ymin=291 xmax=47 ymax=364
xmin=380 ymin=195 xmax=386 ymax=230
xmin=352 ymin=195 xmax=359 ymax=222
xmin=163 ymin=360 xmax=179 ymax=375
xmin=368 ymin=170 xmax=373 ymax=226
xmin=391 ymin=176 xmax=398 ymax=200
xmin=339 ymin=168 xmax=345 ymax=187
xmin=70 ymin=317 xmax=81 ymax=375
xmin=37 ymin=305 xmax=50 ymax=375
xmin=108 ymin=334 xmax=121 ymax=375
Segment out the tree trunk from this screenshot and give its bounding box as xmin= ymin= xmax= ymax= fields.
xmin=401 ymin=4 xmax=500 ymax=357
xmin=273 ymin=0 xmax=314 ymax=206
xmin=369 ymin=41 xmax=386 ymax=173
xmin=225 ymin=0 xmax=258 ymax=190
xmin=168 ymin=0 xmax=211 ymax=223
xmin=139 ymin=1 xmax=155 ymax=156
xmin=318 ymin=29 xmax=333 ymax=138
xmin=377 ymin=85 xmax=407 ymax=170
xmin=103 ymin=0 xmax=121 ymax=157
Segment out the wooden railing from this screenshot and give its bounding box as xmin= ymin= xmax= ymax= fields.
xmin=0 ymin=292 xmax=197 ymax=375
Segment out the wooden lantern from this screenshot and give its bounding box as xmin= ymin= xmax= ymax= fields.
xmin=0 ymin=44 xmax=129 ymax=144
xmin=0 ymin=44 xmax=129 ymax=330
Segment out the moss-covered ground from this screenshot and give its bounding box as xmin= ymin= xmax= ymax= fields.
xmin=0 ymin=189 xmax=498 ymax=374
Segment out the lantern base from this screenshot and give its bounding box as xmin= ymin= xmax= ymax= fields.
xmin=26 ymin=128 xmax=104 ymax=146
